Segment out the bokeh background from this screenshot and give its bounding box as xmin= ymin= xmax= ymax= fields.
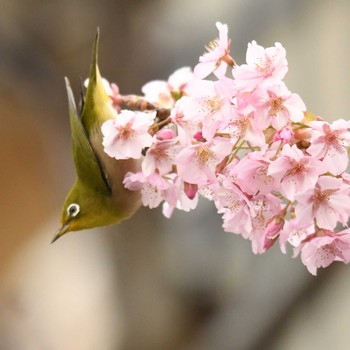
xmin=1 ymin=1 xmax=350 ymax=349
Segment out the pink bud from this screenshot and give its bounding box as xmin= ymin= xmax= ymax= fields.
xmin=193 ymin=131 xmax=204 ymax=141
xmin=273 ymin=128 xmax=292 ymax=143
xmin=263 ymin=218 xmax=284 ymax=251
xmin=156 ymin=129 xmax=174 ymax=140
xmin=184 ymin=182 xmax=198 ymax=200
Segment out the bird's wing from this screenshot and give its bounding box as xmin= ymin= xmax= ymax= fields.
xmin=65 ymin=77 xmax=111 ymax=195
xmin=81 ymin=29 xmax=114 ymax=134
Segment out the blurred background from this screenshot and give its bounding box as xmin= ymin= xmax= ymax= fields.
xmin=1 ymin=0 xmax=350 ymax=349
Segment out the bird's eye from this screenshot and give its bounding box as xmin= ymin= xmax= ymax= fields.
xmin=67 ymin=203 xmax=80 ymax=218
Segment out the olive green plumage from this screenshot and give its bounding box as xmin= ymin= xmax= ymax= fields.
xmin=53 ymin=32 xmax=140 ymax=243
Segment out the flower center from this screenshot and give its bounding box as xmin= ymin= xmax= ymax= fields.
xmin=196 ymin=146 xmax=216 ymax=166
xmin=268 ymin=97 xmax=284 ymax=116
xmin=255 ymin=55 xmax=273 ymax=76
xmin=286 ymin=159 xmax=306 ymax=176
xmin=150 ymin=143 xmax=170 ymax=160
xmin=118 ymin=124 xmax=135 ymax=140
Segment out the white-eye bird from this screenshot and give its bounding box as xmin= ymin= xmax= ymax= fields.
xmin=53 ymin=32 xmax=141 ymax=243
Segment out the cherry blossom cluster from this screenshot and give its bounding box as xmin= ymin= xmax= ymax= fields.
xmin=100 ymin=22 xmax=350 ymax=275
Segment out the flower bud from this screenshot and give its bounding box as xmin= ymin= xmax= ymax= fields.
xmin=263 ymin=217 xmax=285 ymax=251
xmin=273 ymin=128 xmax=292 ymax=143
xmin=156 ymin=128 xmax=174 ymax=140
xmin=193 ymin=131 xmax=205 ymax=142
xmin=184 ymin=182 xmax=198 ymax=200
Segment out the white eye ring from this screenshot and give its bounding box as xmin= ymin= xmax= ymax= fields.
xmin=67 ymin=203 xmax=80 ymax=218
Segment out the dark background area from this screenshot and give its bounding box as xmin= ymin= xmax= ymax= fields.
xmin=1 ymin=1 xmax=350 ymax=349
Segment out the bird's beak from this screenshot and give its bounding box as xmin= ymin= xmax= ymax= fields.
xmin=51 ymin=222 xmax=70 ymax=244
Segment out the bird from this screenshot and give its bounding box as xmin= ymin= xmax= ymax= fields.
xmin=52 ymin=31 xmax=141 ymax=243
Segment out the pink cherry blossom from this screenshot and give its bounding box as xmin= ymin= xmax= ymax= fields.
xmin=299 ymin=230 xmax=350 ymax=275
xmin=142 ymin=138 xmax=180 ymax=176
xmin=213 ymin=177 xmax=255 ymax=238
xmin=123 ymin=171 xmax=170 ymax=208
xmin=279 ymin=220 xmax=315 ymax=254
xmin=176 ymin=138 xmax=231 ymax=186
xmin=218 ymin=157 xmax=239 ymax=185
xmin=194 ymin=22 xmax=232 ymax=79
xmin=268 ymin=144 xmax=324 ymax=200
xmin=94 ymin=21 xmax=350 ymax=274
xmin=231 ymin=151 xmax=275 ymax=195
xmin=182 ymin=78 xmax=235 ymax=141
xmin=162 ymin=176 xmax=199 ymax=218
xmin=249 ymin=194 xmax=282 ymax=254
xmin=254 ymin=82 xmax=306 ymax=130
xmin=171 ymin=97 xmax=200 ymax=146
xmin=102 ymin=110 xmax=155 ymax=159
xmin=308 ymin=119 xmax=350 ymax=175
xmin=225 ymin=111 xmax=266 ymax=147
xmin=168 ymin=67 xmax=193 ymax=94
xmin=141 ymin=80 xmax=170 ymax=107
xmin=142 ymin=67 xmax=193 ymax=108
xmin=294 ymin=176 xmax=350 ymax=230
xmin=233 ymin=41 xmax=288 ymax=91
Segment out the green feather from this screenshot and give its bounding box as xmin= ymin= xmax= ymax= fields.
xmin=81 ymin=29 xmax=113 ymax=135
xmin=65 ymin=77 xmax=111 ymax=195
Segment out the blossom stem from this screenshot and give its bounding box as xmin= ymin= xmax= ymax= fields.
xmin=238 ymin=146 xmax=260 ymax=150
xmin=214 ymin=132 xmax=231 ymax=138
xmin=293 ymin=122 xmax=311 ymax=131
xmin=115 ymin=94 xmax=171 ymax=121
xmin=150 ymin=117 xmax=172 ymax=130
xmin=245 ymin=141 xmax=255 ymax=152
xmin=223 ymin=54 xmax=236 ymax=67
xmin=270 ymin=140 xmax=284 ymax=161
xmin=227 ymin=138 xmax=245 ymax=164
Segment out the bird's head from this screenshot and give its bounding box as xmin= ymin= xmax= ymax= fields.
xmin=53 ymin=181 xmax=122 ymax=243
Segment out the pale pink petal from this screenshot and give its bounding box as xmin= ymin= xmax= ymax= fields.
xmin=194 ymin=61 xmax=218 ymax=80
